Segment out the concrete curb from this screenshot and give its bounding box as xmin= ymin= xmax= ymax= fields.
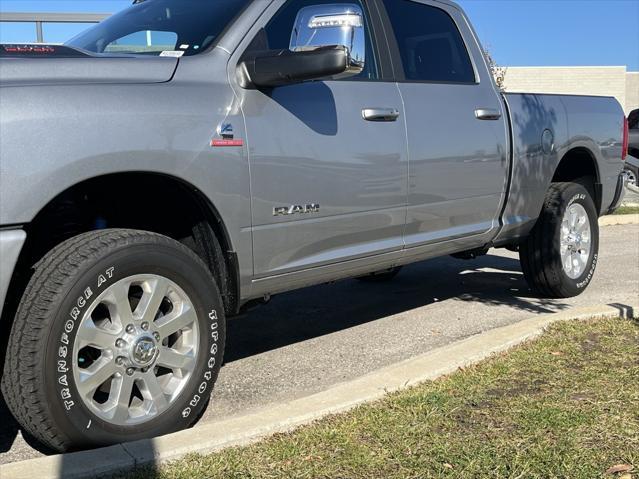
xmin=599 ymin=213 xmax=639 ymax=226
xmin=2 ymin=303 xmax=636 ymax=479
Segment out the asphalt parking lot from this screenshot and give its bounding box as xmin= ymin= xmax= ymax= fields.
xmin=624 ymin=184 xmax=639 ymax=204
xmin=1 ymin=221 xmax=637 ymax=465
xmin=623 ymin=163 xmax=639 ymax=202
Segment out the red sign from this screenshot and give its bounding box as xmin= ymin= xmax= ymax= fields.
xmin=3 ymin=45 xmax=56 ymax=54
xmin=211 ymin=139 xmax=244 ymax=147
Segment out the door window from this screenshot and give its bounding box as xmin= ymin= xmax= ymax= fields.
xmin=382 ymin=0 xmax=475 ymax=83
xmin=263 ymin=0 xmax=380 ymax=80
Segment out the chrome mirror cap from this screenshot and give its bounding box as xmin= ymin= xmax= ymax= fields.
xmin=289 ymin=3 xmax=365 ymax=78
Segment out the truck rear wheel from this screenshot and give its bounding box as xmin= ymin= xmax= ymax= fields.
xmin=519 ymin=182 xmax=599 ymax=298
xmin=1 ymin=229 xmax=225 ymax=452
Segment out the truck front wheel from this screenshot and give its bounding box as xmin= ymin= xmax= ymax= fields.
xmin=1 ymin=229 xmax=225 ymax=452
xmin=519 ymin=182 xmax=599 ymax=298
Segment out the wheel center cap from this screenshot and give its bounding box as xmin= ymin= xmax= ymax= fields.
xmin=566 ymin=232 xmax=583 ymax=249
xmin=130 ymin=336 xmax=158 ymax=367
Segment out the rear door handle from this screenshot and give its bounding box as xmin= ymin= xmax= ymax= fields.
xmin=475 ymin=108 xmax=502 ymax=120
xmin=363 ymin=108 xmax=400 ymax=122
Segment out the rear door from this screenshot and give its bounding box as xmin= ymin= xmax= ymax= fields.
xmin=236 ymin=0 xmax=409 ymax=277
xmin=378 ymin=0 xmax=509 ymax=247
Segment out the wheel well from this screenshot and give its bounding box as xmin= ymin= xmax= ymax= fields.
xmin=2 ymin=173 xmax=240 ymax=336
xmin=552 ymin=148 xmax=602 ymax=213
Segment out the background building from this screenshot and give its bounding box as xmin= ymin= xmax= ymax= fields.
xmin=504 ymin=66 xmax=638 ymax=114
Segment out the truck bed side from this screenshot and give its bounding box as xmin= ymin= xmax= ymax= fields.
xmin=495 ymin=92 xmax=625 ymax=244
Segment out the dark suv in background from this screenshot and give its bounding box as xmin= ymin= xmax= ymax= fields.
xmin=626 ymin=109 xmax=639 ymax=186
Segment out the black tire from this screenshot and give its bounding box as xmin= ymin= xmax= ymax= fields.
xmin=519 ymin=182 xmax=599 ymax=298
xmin=356 ymin=267 xmax=402 ymax=283
xmin=1 ymin=229 xmax=226 ymax=452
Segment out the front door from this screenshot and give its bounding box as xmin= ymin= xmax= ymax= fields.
xmin=237 ymin=0 xmax=408 ymax=277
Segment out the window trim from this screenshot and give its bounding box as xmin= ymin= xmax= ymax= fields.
xmin=373 ymin=0 xmax=480 ymax=85
xmin=363 ymin=0 xmax=394 ymax=80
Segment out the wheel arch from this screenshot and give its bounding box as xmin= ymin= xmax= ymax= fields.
xmin=552 ymin=146 xmax=602 ymax=213
xmin=1 ymin=172 xmax=241 ymax=360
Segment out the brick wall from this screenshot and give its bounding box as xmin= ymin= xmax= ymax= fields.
xmin=503 ymin=66 xmax=637 ymax=114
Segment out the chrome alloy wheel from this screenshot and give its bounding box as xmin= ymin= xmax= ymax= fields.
xmin=72 ymin=275 xmax=199 ymax=426
xmin=560 ymin=203 xmax=592 ymax=279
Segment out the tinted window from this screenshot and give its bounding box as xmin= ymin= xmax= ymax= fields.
xmin=382 ymin=0 xmax=475 ymax=83
xmin=264 ymin=0 xmax=379 ymax=80
xmin=67 ymin=0 xmax=251 ymax=56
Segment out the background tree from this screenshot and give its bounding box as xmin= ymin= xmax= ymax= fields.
xmin=484 ymin=48 xmax=507 ymax=91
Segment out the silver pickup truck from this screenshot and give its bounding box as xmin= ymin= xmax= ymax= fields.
xmin=0 ymin=0 xmax=628 ymax=452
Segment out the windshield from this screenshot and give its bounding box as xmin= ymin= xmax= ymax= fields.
xmin=66 ymin=0 xmax=252 ymax=56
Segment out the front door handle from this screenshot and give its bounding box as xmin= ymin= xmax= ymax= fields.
xmin=363 ymin=108 xmax=400 ymax=122
xmin=475 ymin=108 xmax=502 ymax=120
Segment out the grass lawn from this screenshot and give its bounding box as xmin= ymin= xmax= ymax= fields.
xmin=124 ymin=317 xmax=639 ymax=479
xmin=613 ymin=205 xmax=639 ymax=215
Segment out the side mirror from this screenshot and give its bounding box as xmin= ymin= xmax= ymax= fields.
xmin=237 ymin=3 xmax=366 ymax=88
xmin=238 ymin=45 xmax=350 ymax=88
xmin=290 ymin=3 xmax=366 ymax=78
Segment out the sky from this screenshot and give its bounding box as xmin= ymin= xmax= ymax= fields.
xmin=0 ymin=0 xmax=637 ymax=71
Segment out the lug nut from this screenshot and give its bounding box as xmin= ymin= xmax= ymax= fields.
xmin=126 ymin=367 xmax=135 ymax=376
xmin=153 ymin=332 xmax=160 ymax=341
xmin=141 ymin=367 xmax=148 ymax=373
xmin=116 ymin=356 xmax=125 ymax=366
xmin=115 ymin=339 xmax=126 ymax=348
xmin=141 ymin=321 xmax=149 ymax=331
xmin=126 ymin=324 xmax=135 ymax=334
